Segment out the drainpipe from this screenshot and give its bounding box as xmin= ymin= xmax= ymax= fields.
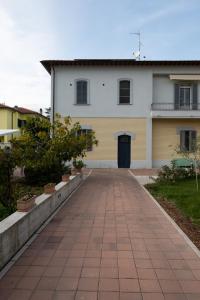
xmin=51 ymin=65 xmax=55 ymax=125
xmin=11 ymin=111 xmax=14 ymax=140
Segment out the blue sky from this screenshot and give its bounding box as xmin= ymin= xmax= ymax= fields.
xmin=0 ymin=0 xmax=200 ymax=111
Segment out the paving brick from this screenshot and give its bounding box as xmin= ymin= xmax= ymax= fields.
xmin=78 ymin=278 xmax=98 ymax=291
xmin=119 ymin=279 xmax=140 ymax=292
xmin=0 ymin=169 xmax=200 ymax=298
xmin=99 ymin=278 xmax=119 ymax=292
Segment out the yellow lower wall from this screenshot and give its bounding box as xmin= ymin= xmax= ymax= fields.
xmin=153 ymin=119 xmax=200 ymax=160
xmin=71 ymin=117 xmax=147 ymax=161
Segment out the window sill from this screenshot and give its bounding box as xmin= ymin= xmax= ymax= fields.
xmin=74 ymin=104 xmax=90 ymax=106
xmin=118 ymin=103 xmax=133 ymax=105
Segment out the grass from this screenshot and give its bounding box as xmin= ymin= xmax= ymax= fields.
xmin=0 ymin=179 xmax=43 ymax=221
xmin=146 ymin=178 xmax=200 ymax=226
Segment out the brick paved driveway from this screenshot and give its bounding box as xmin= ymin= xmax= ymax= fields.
xmin=0 ymin=169 xmax=200 ymax=300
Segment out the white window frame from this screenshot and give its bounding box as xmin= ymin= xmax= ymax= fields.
xmin=74 ymin=79 xmax=90 ymax=105
xmin=118 ymin=79 xmax=133 ymax=105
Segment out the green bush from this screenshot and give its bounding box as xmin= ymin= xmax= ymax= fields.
xmin=12 ymin=115 xmax=98 ymax=185
xmin=0 ymin=148 xmax=16 ymax=212
xmin=157 ymin=161 xmax=195 ymax=183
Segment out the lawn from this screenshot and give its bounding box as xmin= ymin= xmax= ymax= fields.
xmin=146 ymin=178 xmax=200 ymax=226
xmin=0 ymin=179 xmax=43 ymax=221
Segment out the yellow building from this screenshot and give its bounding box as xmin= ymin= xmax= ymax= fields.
xmin=0 ymin=104 xmax=44 ymax=143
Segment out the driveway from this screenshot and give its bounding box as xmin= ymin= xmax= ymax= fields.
xmin=0 ymin=169 xmax=200 ymax=300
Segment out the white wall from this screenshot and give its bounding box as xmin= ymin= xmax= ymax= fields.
xmin=54 ymin=66 xmax=153 ymax=118
xmin=53 ymin=65 xmax=200 ymax=118
xmin=153 ymin=75 xmax=174 ymax=104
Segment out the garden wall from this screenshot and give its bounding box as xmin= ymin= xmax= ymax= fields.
xmin=0 ymin=174 xmax=82 ymax=270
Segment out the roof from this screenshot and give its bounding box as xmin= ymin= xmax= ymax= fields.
xmin=14 ymin=106 xmax=39 ymax=114
xmin=40 ymin=59 xmax=200 ymax=74
xmin=0 ymin=104 xmax=45 ymax=117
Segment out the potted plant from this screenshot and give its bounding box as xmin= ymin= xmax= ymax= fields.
xmin=62 ymin=166 xmax=71 ymax=182
xmin=44 ymin=183 xmax=56 ymax=194
xmin=72 ymin=160 xmax=85 ymax=174
xmin=17 ymin=193 xmax=36 ymax=212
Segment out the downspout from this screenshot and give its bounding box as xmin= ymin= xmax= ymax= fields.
xmin=51 ymin=65 xmax=55 ymax=125
xmin=11 ymin=111 xmax=14 ymax=140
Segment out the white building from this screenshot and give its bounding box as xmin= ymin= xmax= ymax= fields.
xmin=41 ymin=59 xmax=200 ymax=168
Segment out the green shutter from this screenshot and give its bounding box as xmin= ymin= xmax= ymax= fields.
xmin=190 ymin=130 xmax=197 ymax=151
xmin=174 ymin=83 xmax=180 ymax=110
xmin=180 ymin=130 xmax=185 ymax=151
xmin=192 ymin=83 xmax=198 ymax=110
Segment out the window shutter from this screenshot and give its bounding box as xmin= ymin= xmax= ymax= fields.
xmin=76 ymin=81 xmax=87 ymax=104
xmin=192 ymin=83 xmax=198 ymax=110
xmin=180 ymin=131 xmax=185 ymax=151
xmin=82 ymin=81 xmax=87 ymax=103
xmin=190 ymin=130 xmax=197 ymax=151
xmin=174 ymin=83 xmax=180 ymax=110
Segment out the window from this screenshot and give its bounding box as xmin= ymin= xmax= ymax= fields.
xmin=174 ymin=83 xmax=198 ymax=110
xmin=77 ymin=129 xmax=93 ymax=151
xmin=180 ymin=130 xmax=196 ymax=152
xmin=119 ymin=80 xmax=131 ymax=104
xmin=179 ymin=85 xmax=191 ymax=109
xmin=76 ymin=80 xmax=88 ymax=104
xmin=18 ymin=119 xmax=27 ymax=128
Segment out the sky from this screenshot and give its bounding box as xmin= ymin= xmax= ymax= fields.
xmin=0 ymin=0 xmax=200 ymax=113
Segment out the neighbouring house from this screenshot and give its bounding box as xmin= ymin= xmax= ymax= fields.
xmin=0 ymin=104 xmax=45 ymax=144
xmin=41 ymin=59 xmax=200 ymax=169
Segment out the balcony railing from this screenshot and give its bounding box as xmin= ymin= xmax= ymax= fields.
xmin=151 ymin=103 xmax=200 ymax=111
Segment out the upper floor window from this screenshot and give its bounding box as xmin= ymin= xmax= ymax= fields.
xmin=180 ymin=130 xmax=196 ymax=152
xmin=119 ymin=80 xmax=131 ymax=104
xmin=179 ymin=85 xmax=191 ymax=109
xmin=175 ymin=83 xmax=198 ymax=110
xmin=18 ymin=119 xmax=27 ymax=128
xmin=76 ymin=80 xmax=88 ymax=105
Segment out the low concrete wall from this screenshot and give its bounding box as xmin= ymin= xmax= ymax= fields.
xmin=0 ymin=174 xmax=82 ymax=270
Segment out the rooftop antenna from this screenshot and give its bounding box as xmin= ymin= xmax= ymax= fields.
xmin=130 ymin=31 xmax=141 ymax=60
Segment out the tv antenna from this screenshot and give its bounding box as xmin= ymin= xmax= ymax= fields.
xmin=130 ymin=31 xmax=142 ymax=60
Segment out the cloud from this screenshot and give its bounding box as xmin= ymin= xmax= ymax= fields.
xmin=0 ymin=4 xmax=55 ymax=112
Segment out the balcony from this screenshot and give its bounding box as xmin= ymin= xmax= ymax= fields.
xmin=151 ymin=103 xmax=200 ymax=118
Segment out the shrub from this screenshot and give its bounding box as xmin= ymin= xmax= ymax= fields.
xmin=157 ymin=161 xmax=195 ymax=183
xmin=73 ymin=160 xmax=85 ymax=169
xmin=12 ymin=115 xmax=98 ymax=185
xmin=0 ymin=148 xmax=16 ymax=212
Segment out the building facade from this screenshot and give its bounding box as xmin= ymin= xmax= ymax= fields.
xmin=41 ymin=59 xmax=200 ymax=168
xmin=0 ymin=104 xmax=44 ymax=143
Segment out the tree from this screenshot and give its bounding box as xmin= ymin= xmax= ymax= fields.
xmin=45 ymin=107 xmax=51 ymax=119
xmin=0 ymin=148 xmax=16 ymax=212
xmin=12 ymin=115 xmax=98 ymax=184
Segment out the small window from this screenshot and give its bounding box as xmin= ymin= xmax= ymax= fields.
xmin=76 ymin=80 xmax=88 ymax=104
xmin=180 ymin=130 xmax=196 ymax=152
xmin=18 ymin=119 xmax=27 ymax=128
xmin=119 ymin=80 xmax=130 ymax=104
xmin=77 ymin=129 xmax=93 ymax=151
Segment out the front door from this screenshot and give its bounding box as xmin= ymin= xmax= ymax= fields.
xmin=118 ymin=135 xmax=131 ymax=168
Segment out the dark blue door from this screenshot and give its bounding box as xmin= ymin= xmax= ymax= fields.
xmin=118 ymin=135 xmax=131 ymax=168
